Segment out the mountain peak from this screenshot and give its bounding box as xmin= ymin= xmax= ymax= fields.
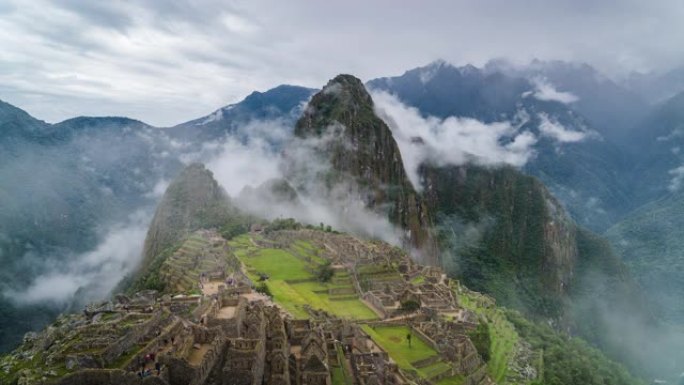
xmin=138 ymin=163 xmax=235 ymax=274
xmin=294 ymin=74 xmax=376 ymax=138
xmin=321 ymin=74 xmax=373 ymax=105
xmin=293 ymin=75 xmax=438 ymax=263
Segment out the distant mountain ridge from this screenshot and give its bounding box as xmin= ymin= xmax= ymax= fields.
xmin=368 ymin=60 xmax=635 ymax=232
xmin=169 ymin=84 xmax=316 ymax=145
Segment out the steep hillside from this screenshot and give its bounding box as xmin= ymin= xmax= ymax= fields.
xmin=417 ymin=162 xmax=655 ymax=377
xmin=606 ymin=192 xmax=684 ymax=322
xmin=627 ymin=91 xmax=684 ymax=201
xmin=0 ymin=107 xmax=182 ymax=352
xmin=420 ymin=165 xmax=577 ymax=317
xmin=290 ymin=74 xmax=643 ymax=329
xmin=292 ymin=75 xmax=437 ymax=262
xmin=140 ymin=163 xmax=237 ymax=271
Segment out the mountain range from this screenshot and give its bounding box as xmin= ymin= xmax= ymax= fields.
xmin=2 ymin=59 xmax=684 ymax=383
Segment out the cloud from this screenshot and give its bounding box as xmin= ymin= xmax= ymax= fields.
xmin=668 ymin=165 xmax=684 ymax=192
xmin=0 ymin=1 xmax=683 ymax=126
xmin=206 ymin=136 xmax=282 ymax=196
xmin=144 ymin=179 xmax=170 ymax=198
xmin=197 ymin=119 xmax=404 ymax=247
xmin=538 ymin=112 xmax=588 ymax=142
xmin=371 ymin=90 xmax=537 ymax=188
xmin=8 ymin=210 xmax=150 ymax=304
xmin=527 ymin=77 xmax=580 ymax=104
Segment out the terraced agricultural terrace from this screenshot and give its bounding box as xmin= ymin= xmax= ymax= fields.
xmin=228 ymin=233 xmax=378 ymax=320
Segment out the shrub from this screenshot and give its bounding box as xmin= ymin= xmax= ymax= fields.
xmin=317 ymin=261 xmax=334 ymax=282
xmin=255 ymin=283 xmax=272 ymax=297
xmin=469 ymin=321 xmax=491 ymax=362
xmin=400 ymin=299 xmax=420 ymax=312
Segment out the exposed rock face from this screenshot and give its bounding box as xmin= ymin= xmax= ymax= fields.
xmin=420 ymin=164 xmax=578 ymax=316
xmin=140 ymin=163 xmax=234 ymax=271
xmin=293 ymin=75 xmax=437 ymax=262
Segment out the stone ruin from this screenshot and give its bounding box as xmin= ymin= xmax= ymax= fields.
xmin=12 ymin=229 xmax=505 ymax=385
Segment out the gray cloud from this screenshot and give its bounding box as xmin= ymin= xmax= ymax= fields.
xmin=372 ymin=91 xmax=538 ymax=188
xmin=527 ymin=78 xmax=580 ymax=104
xmin=7 ymin=210 xmax=150 ymax=304
xmin=0 ymin=0 xmax=683 ymax=126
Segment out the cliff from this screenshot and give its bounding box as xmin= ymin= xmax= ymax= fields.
xmin=420 ymin=164 xmax=578 ymax=317
xmin=293 ymin=75 xmax=437 ymax=262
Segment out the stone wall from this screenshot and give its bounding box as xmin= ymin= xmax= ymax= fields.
xmin=190 ymin=333 xmax=227 ymax=385
xmin=101 ymin=311 xmax=171 ymax=366
xmin=53 ymin=369 xmax=168 ymax=385
xmin=161 ymin=356 xmax=195 ymax=385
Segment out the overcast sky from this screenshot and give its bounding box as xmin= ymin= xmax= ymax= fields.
xmin=0 ymin=0 xmax=682 ymax=126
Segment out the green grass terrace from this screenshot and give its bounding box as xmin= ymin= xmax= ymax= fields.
xmin=361 ymin=325 xmax=464 ymax=385
xmin=229 ymin=235 xmax=378 ymax=320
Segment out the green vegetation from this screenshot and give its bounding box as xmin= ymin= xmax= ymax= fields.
xmin=505 ymin=310 xmax=644 ymax=385
xmin=255 ymin=283 xmax=272 ymax=297
xmin=469 ymin=322 xmax=491 ymax=362
xmin=429 ymin=165 xmax=565 ymax=318
xmin=219 ymin=220 xmax=249 ymax=240
xmin=316 ymin=261 xmax=335 ymax=282
xmin=230 ymin=234 xmax=377 ymax=320
xmin=361 ymin=325 xmax=438 ymax=377
xmin=265 ymin=218 xmax=302 ymax=233
xmin=457 ymin=287 xmax=519 ymax=383
xmin=262 ymin=280 xmax=377 ymax=319
xmin=435 ymin=375 xmax=465 ymax=385
xmin=242 ymin=247 xmax=313 ymax=281
xmin=400 ymin=299 xmax=421 ymax=312
xmin=126 ymin=242 xmax=183 ymax=293
xmin=606 ymin=192 xmax=684 ymax=323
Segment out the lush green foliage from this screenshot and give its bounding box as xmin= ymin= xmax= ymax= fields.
xmin=456 ymin=287 xmax=519 ymax=382
xmin=316 ymin=261 xmax=334 ymax=282
xmin=400 ymin=299 xmax=421 ymax=312
xmin=219 ymin=220 xmax=249 ymax=240
xmin=125 ymin=243 xmax=182 ymax=293
xmin=426 ymin=165 xmax=565 ymax=317
xmin=361 ymin=326 xmax=437 ymax=373
xmin=505 ymin=310 xmax=644 ymax=385
xmin=265 ymin=218 xmax=302 ymax=232
xmin=255 ymin=283 xmax=272 ymax=297
xmin=469 ymin=322 xmax=492 ymax=362
xmin=230 ymin=235 xmax=377 ymax=320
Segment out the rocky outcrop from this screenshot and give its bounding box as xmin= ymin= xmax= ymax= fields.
xmin=292 ymin=75 xmax=437 ymax=263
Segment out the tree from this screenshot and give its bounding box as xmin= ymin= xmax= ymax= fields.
xmin=469 ymin=322 xmax=491 ymax=362
xmin=317 ymin=261 xmax=334 ymax=282
xmin=255 ymin=283 xmax=272 ymax=297
xmin=400 ymin=299 xmax=420 ymax=312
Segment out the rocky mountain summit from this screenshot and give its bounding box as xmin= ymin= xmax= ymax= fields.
xmin=292 ymin=75 xmax=437 ymax=263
